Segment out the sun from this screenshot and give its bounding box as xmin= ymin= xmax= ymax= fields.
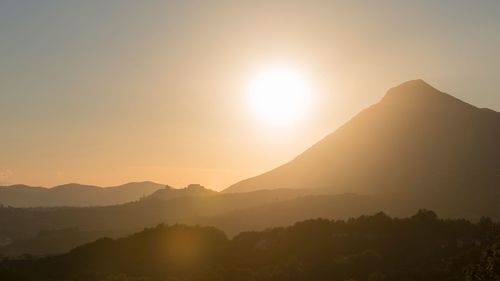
xmin=247 ymin=67 xmax=312 ymax=126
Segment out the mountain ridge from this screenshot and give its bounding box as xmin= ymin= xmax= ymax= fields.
xmin=224 ymin=79 xmax=500 ymax=194
xmin=0 ymin=181 xmax=167 ymax=207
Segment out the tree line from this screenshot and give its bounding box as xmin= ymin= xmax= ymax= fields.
xmin=0 ymin=210 xmax=499 ymax=281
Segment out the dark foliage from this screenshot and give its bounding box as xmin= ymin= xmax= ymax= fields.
xmin=1 ymin=210 xmax=499 ymax=281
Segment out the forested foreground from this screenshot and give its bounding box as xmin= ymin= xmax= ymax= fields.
xmin=1 ymin=210 xmax=499 ymax=281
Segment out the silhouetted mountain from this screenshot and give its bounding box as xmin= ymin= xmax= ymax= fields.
xmin=225 ymin=80 xmax=500 ymax=201
xmin=0 ymin=181 xmax=165 ymax=207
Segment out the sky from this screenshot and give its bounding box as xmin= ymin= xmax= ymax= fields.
xmin=1 ymin=0 xmax=499 ymax=190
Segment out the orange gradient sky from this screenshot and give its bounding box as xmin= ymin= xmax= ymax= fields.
xmin=1 ymin=1 xmax=499 ymax=190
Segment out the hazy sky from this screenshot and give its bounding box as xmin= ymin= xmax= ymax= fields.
xmin=1 ymin=0 xmax=499 ymax=189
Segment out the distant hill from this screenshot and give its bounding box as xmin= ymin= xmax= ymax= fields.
xmin=147 ymin=184 xmax=218 ymax=201
xmin=0 ymin=186 xmax=350 ymax=256
xmin=2 ymin=184 xmax=499 ymax=256
xmin=0 ymin=181 xmax=165 ymax=207
xmin=225 ymin=80 xmax=500 ymax=200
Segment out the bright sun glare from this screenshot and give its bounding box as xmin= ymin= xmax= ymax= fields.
xmin=248 ymin=67 xmax=312 ymax=126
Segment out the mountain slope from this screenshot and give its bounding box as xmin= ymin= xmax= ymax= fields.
xmin=0 ymin=181 xmax=165 ymax=207
xmin=225 ymin=80 xmax=500 ymax=196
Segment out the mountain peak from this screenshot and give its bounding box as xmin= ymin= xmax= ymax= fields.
xmin=225 ymin=79 xmax=500 ymax=195
xmin=388 ymin=79 xmax=436 ymax=92
xmin=381 ymin=79 xmax=475 ymax=110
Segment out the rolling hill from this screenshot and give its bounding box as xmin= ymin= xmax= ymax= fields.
xmin=0 ymin=181 xmax=165 ymax=207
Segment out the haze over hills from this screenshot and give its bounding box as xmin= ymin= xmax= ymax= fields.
xmin=225 ymin=79 xmax=500 ymax=199
xmin=0 ymin=185 xmax=358 ymax=256
xmin=1 ymin=185 xmax=498 ymax=256
xmin=2 ymin=80 xmax=500 ymax=257
xmin=0 ymin=181 xmax=165 ymax=207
